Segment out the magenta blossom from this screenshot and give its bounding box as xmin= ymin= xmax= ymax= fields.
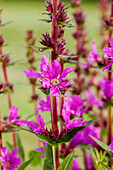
xmin=62 ymin=94 xmax=88 ymax=122
xmin=3 ymin=106 xmax=27 ymax=131
xmin=103 ymin=37 xmax=113 ymax=71
xmin=82 ymin=41 xmax=98 ymax=68
xmin=72 ymin=158 xmax=80 ymax=170
xmin=85 ymin=89 xmax=103 ymax=108
xmin=109 ymin=142 xmax=113 ymax=151
xmin=27 ymin=112 xmax=48 ymax=135
xmin=35 ymin=95 xmax=58 ymax=113
xmin=0 ymin=147 xmax=22 ymax=170
xmin=35 ymin=95 xmax=51 ymax=112
xmin=100 ymin=77 xmax=113 ymax=100
xmin=35 ymin=142 xmax=47 ymax=158
xmin=23 ymin=55 xmax=74 ymax=97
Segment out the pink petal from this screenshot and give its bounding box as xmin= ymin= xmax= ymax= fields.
xmin=42 ymin=78 xmax=52 ymax=88
xmin=110 ymin=37 xmax=113 ymax=47
xmin=9 ymin=148 xmax=18 ymax=158
xmin=59 ymin=68 xmax=74 ymax=80
xmin=109 ymin=142 xmax=113 ymax=151
xmin=92 ymin=41 xmax=97 ymax=54
xmin=13 ymin=120 xmax=27 ymax=126
xmin=23 ymin=70 xmax=43 ymax=79
xmin=40 ymin=56 xmax=52 ymax=79
xmin=50 ymin=85 xmax=61 ymax=97
xmin=103 ymin=48 xmax=113 ymax=57
xmin=27 ymin=121 xmax=39 ymax=130
xmin=59 ymin=81 xmax=71 ymax=89
xmin=37 ymin=112 xmax=45 ymax=129
xmin=1 ymin=147 xmax=9 ymax=158
xmin=103 ymin=61 xmax=113 ymax=71
xmin=9 ymin=106 xmax=19 ymax=120
xmin=51 ymin=59 xmax=61 ymax=78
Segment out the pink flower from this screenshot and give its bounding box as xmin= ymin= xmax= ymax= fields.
xmin=100 ymin=77 xmax=113 ymax=100
xmin=85 ymin=89 xmax=103 ymax=108
xmin=82 ymin=41 xmax=98 ymax=68
xmin=27 ymin=112 xmax=48 ymax=135
xmin=0 ymin=147 xmax=22 ymax=170
xmin=3 ymin=106 xmax=27 ymax=131
xmin=72 ymin=158 xmax=80 ymax=170
xmin=23 ymin=55 xmax=74 ymax=97
xmin=103 ymin=38 xmax=113 ymax=71
xmin=109 ymin=142 xmax=113 ymax=151
xmin=35 ymin=142 xmax=47 ymax=158
xmin=62 ymin=94 xmax=87 ymax=122
xmin=35 ymin=95 xmax=51 ymax=112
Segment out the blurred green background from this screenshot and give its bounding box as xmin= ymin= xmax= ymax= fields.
xmin=0 ymin=0 xmax=102 ymax=169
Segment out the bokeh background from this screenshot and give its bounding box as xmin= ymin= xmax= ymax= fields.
xmin=0 ymin=0 xmax=104 ymax=169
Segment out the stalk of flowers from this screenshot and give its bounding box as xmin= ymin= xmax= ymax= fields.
xmin=99 ymin=0 xmax=109 ymax=49
xmin=0 ymin=10 xmax=17 ymax=148
xmin=24 ymin=30 xmax=39 ymax=116
xmin=102 ymin=1 xmax=113 ymax=149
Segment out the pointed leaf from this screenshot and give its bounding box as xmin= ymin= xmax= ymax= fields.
xmin=16 ymin=133 xmax=25 ymax=162
xmin=101 ymin=163 xmax=112 ymax=170
xmin=58 ymin=151 xmax=74 ymax=170
xmin=28 ymin=150 xmax=42 ymax=166
xmin=18 ymin=157 xmax=34 ymax=170
xmin=90 ymin=147 xmax=98 ymax=168
xmin=57 ymin=117 xmax=100 ymax=143
xmin=43 ymin=144 xmax=54 ymax=170
xmin=89 ymin=135 xmax=110 ymax=152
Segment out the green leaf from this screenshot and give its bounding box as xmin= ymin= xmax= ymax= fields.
xmin=28 ymin=150 xmax=42 ymax=166
xmin=6 ymin=142 xmax=14 ymax=152
xmin=43 ymin=144 xmax=54 ymax=170
xmin=29 ymin=45 xmax=49 ymax=52
xmin=16 ymin=133 xmax=25 ymax=162
xmin=39 ymin=19 xmax=52 ymax=23
xmin=90 ymin=147 xmax=98 ymax=168
xmin=18 ymin=157 xmax=34 ymax=170
xmin=101 ymin=163 xmax=112 ymax=170
xmin=58 ymin=151 xmax=74 ymax=170
xmin=57 ymin=117 xmax=100 ymax=143
xmin=89 ymin=135 xmax=110 ymax=152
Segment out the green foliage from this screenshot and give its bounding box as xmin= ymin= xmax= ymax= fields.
xmin=58 ymin=151 xmax=74 ymax=170
xmin=57 ymin=117 xmax=100 ymax=143
xmin=89 ymin=135 xmax=113 ymax=156
xmin=16 ymin=133 xmax=25 ymax=162
xmin=28 ymin=150 xmax=42 ymax=166
xmin=18 ymin=157 xmax=34 ymax=170
xmin=43 ymin=144 xmax=54 ymax=170
xmin=91 ymin=147 xmax=111 ymax=170
xmin=6 ymin=141 xmax=14 ymax=152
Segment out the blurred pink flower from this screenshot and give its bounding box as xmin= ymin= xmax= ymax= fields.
xmin=0 ymin=147 xmax=22 ymax=170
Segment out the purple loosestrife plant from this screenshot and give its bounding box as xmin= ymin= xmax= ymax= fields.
xmin=23 ymin=55 xmax=74 ymax=97
xmin=0 ymin=147 xmax=22 ymax=170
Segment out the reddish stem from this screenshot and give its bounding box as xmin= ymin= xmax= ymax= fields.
xmin=107 ymin=0 xmax=113 ymax=146
xmin=50 ymin=0 xmax=59 ymax=169
xmin=1 ymin=48 xmax=17 ymax=148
